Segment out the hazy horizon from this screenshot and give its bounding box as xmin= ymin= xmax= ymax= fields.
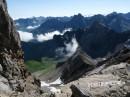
xmin=7 ymin=0 xmax=130 ymax=19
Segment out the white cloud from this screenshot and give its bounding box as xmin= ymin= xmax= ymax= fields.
xmin=27 ymin=25 xmax=40 ymax=30
xmin=62 ymin=28 xmax=72 ymax=33
xmin=18 ymin=30 xmax=34 ymax=42
xmin=36 ymin=28 xmax=72 ymax=42
xmin=18 ymin=30 xmax=64 ymax=42
xmin=37 ymin=31 xmax=62 ymax=42
xmin=15 ymin=23 xmax=20 ymax=26
xmin=18 ymin=28 xmax=73 ymax=42
xmin=56 ymin=37 xmax=78 ymax=58
xmin=55 ymin=48 xmax=65 ymax=57
xmin=65 ymin=37 xmax=78 ymax=57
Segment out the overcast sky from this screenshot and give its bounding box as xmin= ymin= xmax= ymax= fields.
xmin=7 ymin=0 xmax=130 ymax=19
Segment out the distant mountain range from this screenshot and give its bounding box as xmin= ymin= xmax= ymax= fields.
xmin=15 ymin=12 xmax=130 ymax=33
xmin=22 ymin=22 xmax=130 ymax=61
xmin=15 ymin=16 xmax=70 ymax=32
xmin=15 ymin=12 xmax=130 ymax=61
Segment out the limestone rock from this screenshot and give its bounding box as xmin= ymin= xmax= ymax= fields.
xmin=55 ymin=47 xmax=130 ymax=97
xmin=0 ymin=0 xmax=41 ymax=96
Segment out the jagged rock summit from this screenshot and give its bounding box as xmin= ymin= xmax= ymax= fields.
xmin=0 ymin=0 xmax=41 ymax=97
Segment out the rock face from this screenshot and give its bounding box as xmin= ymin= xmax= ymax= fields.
xmin=22 ymin=21 xmax=130 ymax=61
xmin=60 ymin=48 xmax=97 ymax=83
xmin=54 ymin=46 xmax=130 ymax=97
xmin=79 ymin=22 xmax=130 ymax=58
xmin=31 ymin=12 xmax=130 ymax=35
xmin=42 ymin=38 xmax=130 ymax=97
xmin=0 ymin=0 xmax=41 ymax=96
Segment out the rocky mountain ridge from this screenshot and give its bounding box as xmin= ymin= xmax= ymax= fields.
xmin=22 ymin=22 xmax=130 ymax=61
xmin=50 ymin=42 xmax=130 ymax=97
xmin=31 ymin=12 xmax=130 ymax=34
xmin=0 ymin=0 xmax=42 ymax=96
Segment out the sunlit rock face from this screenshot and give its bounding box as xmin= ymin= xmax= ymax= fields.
xmin=0 ymin=0 xmax=21 ymax=50
xmin=0 ymin=0 xmax=41 ymax=96
xmin=51 ymin=47 xmax=130 ymax=97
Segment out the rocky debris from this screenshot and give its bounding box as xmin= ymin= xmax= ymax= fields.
xmin=0 ymin=75 xmax=12 ymax=95
xmin=60 ymin=48 xmax=97 ymax=83
xmin=69 ymin=73 xmax=127 ymax=97
xmin=51 ymin=47 xmax=130 ymax=97
xmin=0 ymin=0 xmax=42 ymax=96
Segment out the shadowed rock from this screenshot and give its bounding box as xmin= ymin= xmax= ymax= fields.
xmin=61 ymin=48 xmax=97 ymax=83
xmin=0 ymin=0 xmax=41 ymax=96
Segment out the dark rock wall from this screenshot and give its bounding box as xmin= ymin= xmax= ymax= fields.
xmin=0 ymin=0 xmax=41 ymax=96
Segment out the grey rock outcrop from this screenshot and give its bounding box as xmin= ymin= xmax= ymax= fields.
xmin=54 ymin=47 xmax=130 ymax=97
xmin=0 ymin=0 xmax=41 ymax=96
xmin=74 ymin=48 xmax=129 ymax=97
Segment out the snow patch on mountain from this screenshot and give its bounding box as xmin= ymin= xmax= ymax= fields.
xmin=49 ymin=77 xmax=63 ymax=85
xmin=41 ymin=77 xmax=62 ymax=93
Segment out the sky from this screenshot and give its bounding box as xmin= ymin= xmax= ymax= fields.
xmin=7 ymin=0 xmax=130 ymax=19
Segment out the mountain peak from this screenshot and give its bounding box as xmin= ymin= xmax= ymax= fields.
xmin=69 ymin=13 xmax=86 ymax=29
xmin=77 ymin=13 xmax=83 ymax=17
xmin=72 ymin=13 xmax=84 ymax=19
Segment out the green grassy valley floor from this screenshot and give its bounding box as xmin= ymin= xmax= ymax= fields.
xmin=25 ymin=57 xmax=57 ymax=74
